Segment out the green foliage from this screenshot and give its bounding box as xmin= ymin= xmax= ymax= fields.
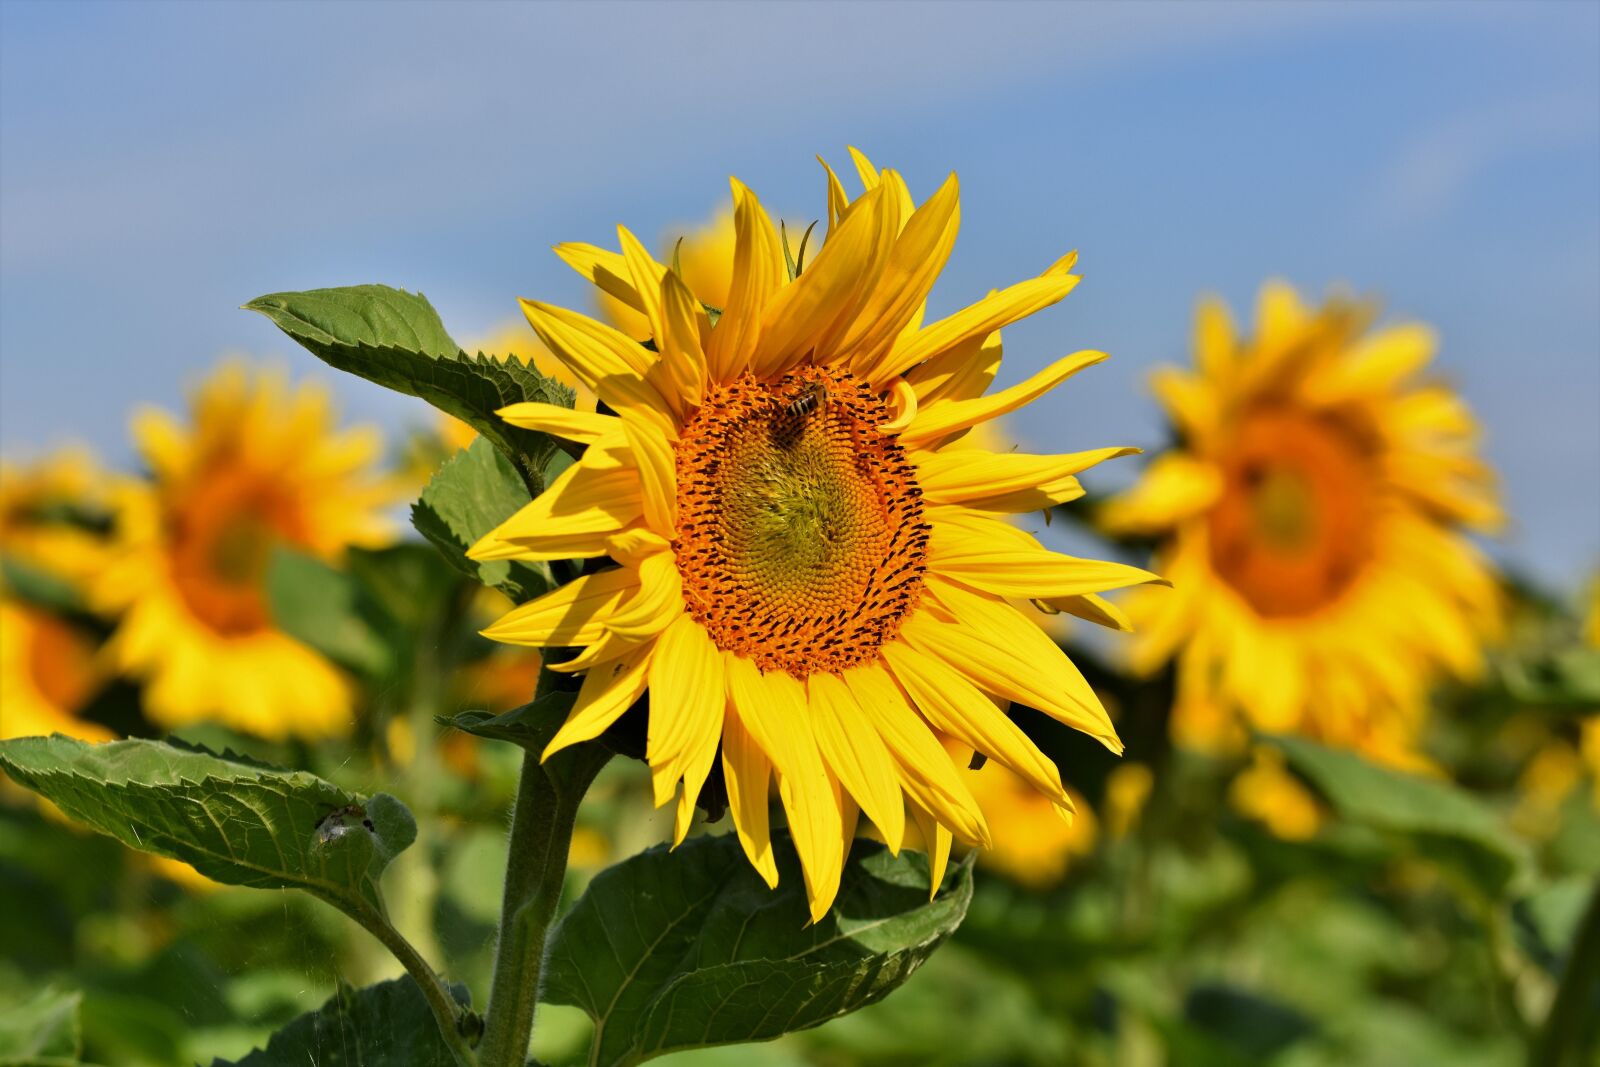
xmin=213 ymin=978 xmax=468 ymax=1067
xmin=412 ymin=438 xmax=552 ymax=602
xmin=0 ymin=987 xmax=82 ymax=1067
xmin=243 ymin=285 xmax=573 ymax=489
xmin=0 ymin=736 xmax=414 ymax=917
xmin=440 ymin=693 xmax=570 ymax=753
xmin=266 ymin=549 xmax=395 ymax=678
xmin=542 ymin=832 xmax=974 ymax=1067
xmin=1273 ymin=735 xmax=1529 ymax=895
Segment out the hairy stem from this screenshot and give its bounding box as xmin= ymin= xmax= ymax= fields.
xmin=478 ymin=736 xmax=610 ymax=1066
xmin=1531 ymin=875 xmax=1600 ymax=1066
xmin=337 ymin=895 xmax=479 ymax=1066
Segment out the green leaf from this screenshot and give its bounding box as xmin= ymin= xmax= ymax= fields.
xmin=266 ymin=548 xmax=395 ymax=678
xmin=412 ymin=438 xmax=552 ymax=601
xmin=211 ymin=978 xmax=467 ymax=1067
xmin=0 ymin=736 xmax=414 ymax=917
xmin=0 ymin=557 xmax=85 ymax=615
xmin=1272 ymin=735 xmax=1529 ymax=895
xmin=542 ymin=832 xmax=975 ymax=1067
xmin=244 ymin=285 xmax=574 ymax=488
xmin=439 ymin=692 xmax=570 ymax=752
xmin=0 ymin=987 xmax=81 ymax=1066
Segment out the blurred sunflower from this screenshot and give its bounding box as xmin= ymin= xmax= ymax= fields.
xmin=0 ymin=447 xmax=116 ymax=590
xmin=0 ymin=602 xmax=109 ymax=742
xmin=1 ymin=450 xmax=117 ymax=743
xmin=470 ymin=149 xmax=1160 ymax=919
xmin=96 ymin=361 xmax=396 ymax=739
xmin=1104 ymin=283 xmax=1502 ymax=767
xmin=962 ymin=761 xmax=1096 ymax=888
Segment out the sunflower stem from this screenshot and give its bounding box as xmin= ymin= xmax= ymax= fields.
xmin=1531 ymin=874 xmax=1600 ymax=1066
xmin=478 ymin=712 xmax=610 ymax=1067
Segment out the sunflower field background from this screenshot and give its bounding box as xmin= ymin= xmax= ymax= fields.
xmin=2 ymin=3 xmax=1597 ymax=1066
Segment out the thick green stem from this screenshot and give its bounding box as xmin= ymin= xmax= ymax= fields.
xmin=478 ymin=741 xmax=610 ymax=1066
xmin=1531 ymin=876 xmax=1600 ymax=1066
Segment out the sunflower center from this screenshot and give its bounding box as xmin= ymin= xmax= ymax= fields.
xmin=673 ymin=365 xmax=929 ymax=678
xmin=169 ymin=473 xmax=304 ymax=635
xmin=1207 ymin=408 xmax=1374 ymax=618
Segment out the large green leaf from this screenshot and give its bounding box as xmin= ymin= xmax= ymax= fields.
xmin=244 ymin=285 xmax=573 ymax=489
xmin=212 ymin=978 xmax=467 ymax=1067
xmin=1273 ymin=736 xmax=1529 ymax=895
xmin=412 ymin=437 xmax=552 ymax=602
xmin=0 ymin=736 xmax=414 ymax=916
xmin=0 ymin=987 xmax=81 ymax=1066
xmin=543 ymin=832 xmax=975 ymax=1067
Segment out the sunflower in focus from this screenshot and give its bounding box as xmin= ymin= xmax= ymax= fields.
xmin=1104 ymin=283 xmax=1502 ymax=766
xmin=96 ymin=362 xmax=396 ymax=739
xmin=470 ymin=150 xmax=1161 ymax=919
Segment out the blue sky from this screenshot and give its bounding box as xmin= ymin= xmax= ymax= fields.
xmin=2 ymin=1 xmax=1596 ymax=587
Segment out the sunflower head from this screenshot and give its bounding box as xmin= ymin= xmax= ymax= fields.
xmin=471 ymin=150 xmax=1160 ymax=919
xmin=1105 ymin=282 xmax=1503 ymax=761
xmin=97 ymin=361 xmax=397 ymax=739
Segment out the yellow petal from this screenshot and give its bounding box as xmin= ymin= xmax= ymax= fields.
xmin=722 ymin=687 xmax=779 ymax=888
xmin=807 ymin=672 xmax=907 ymax=854
xmin=1309 ymin=322 xmax=1436 ymax=402
xmin=917 ymin=446 xmax=1138 ymax=512
xmin=881 ymin=641 xmax=1069 ymax=806
xmin=843 ymin=665 xmax=990 ymax=847
xmin=907 ymin=800 xmax=953 ymax=899
xmin=1098 ymin=452 xmax=1222 ymax=535
xmin=480 ymin=566 xmax=639 ymax=647
xmin=873 ymin=256 xmax=1079 ymax=388
xmin=846 ymin=145 xmax=881 ymax=191
xmin=900 ymin=350 xmax=1106 ymax=449
xmin=906 ymin=329 xmax=1002 ymax=405
xmin=543 ymin=644 xmax=652 ymax=758
xmin=519 ymin=300 xmax=673 ymax=431
xmin=1148 ymin=366 xmax=1217 ymax=442
xmin=553 ymin=242 xmax=643 ymax=313
xmin=647 ymin=615 xmax=725 ymax=828
xmin=658 ymin=269 xmax=709 ymax=408
xmin=1039 ymin=592 xmax=1133 ymax=633
xmin=469 ymin=460 xmax=640 ymax=561
xmin=604 ymin=551 xmax=683 ymax=641
xmin=620 ymin=414 xmax=676 ymax=535
xmin=496 ymin=402 xmax=618 ymax=445
xmin=928 ymin=521 xmax=1166 ymax=600
xmin=726 ymin=658 xmax=844 ymax=922
xmin=1256 ymin=279 xmax=1309 ymax=349
xmin=911 ymin=582 xmax=1120 ymax=748
xmin=705 ymin=178 xmax=784 ymax=381
xmin=877 ymin=377 xmax=919 ymax=434
xmin=843 ymin=172 xmax=962 ymax=374
xmin=1193 ymin=295 xmax=1236 ymax=379
xmin=818 ymin=156 xmax=850 ymax=235
xmin=754 ymin=185 xmax=894 ymax=378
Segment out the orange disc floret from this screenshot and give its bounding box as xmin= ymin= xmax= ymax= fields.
xmin=673 ymin=363 xmax=929 ymax=678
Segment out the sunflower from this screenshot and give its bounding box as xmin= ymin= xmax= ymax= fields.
xmin=96 ymin=361 xmax=396 ymax=739
xmin=1 ymin=449 xmax=117 ymax=743
xmin=1104 ymin=283 xmax=1502 ymax=765
xmin=0 ymin=601 xmax=110 ymax=743
xmin=469 ymin=150 xmax=1160 ymax=919
xmin=0 ymin=447 xmax=116 ymax=591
